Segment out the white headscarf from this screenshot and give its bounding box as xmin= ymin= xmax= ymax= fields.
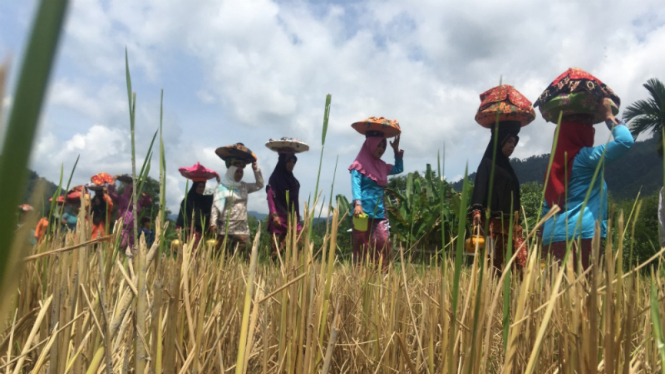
xmin=222 ymin=165 xmax=242 ymax=188
xmin=213 ymin=165 xmax=243 ymax=214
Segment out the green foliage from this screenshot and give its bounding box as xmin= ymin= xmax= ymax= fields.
xmin=23 ymin=169 xmax=58 ymax=211
xmin=520 ymin=181 xmax=543 ymax=230
xmin=384 ymin=164 xmax=469 ymax=254
xmin=611 ymin=190 xmax=661 ymax=268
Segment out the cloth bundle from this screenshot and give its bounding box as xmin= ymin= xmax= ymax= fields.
xmin=533 ymin=67 xmax=620 ymax=124
xmin=475 ymin=85 xmax=536 ymax=128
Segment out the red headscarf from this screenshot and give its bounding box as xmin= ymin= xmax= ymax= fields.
xmin=348 ymin=137 xmax=393 ymax=187
xmin=544 ymin=121 xmax=595 ymax=208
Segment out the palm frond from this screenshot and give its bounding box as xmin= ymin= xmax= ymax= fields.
xmin=644 ymin=78 xmax=665 ymax=110
xmin=623 ymin=78 xmax=665 ymax=138
xmin=628 ymin=116 xmax=658 ymax=137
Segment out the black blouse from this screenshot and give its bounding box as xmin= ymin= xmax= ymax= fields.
xmin=470 ymin=158 xmax=521 ymax=219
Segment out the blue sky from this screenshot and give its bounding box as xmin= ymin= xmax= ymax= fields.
xmin=2 ymin=0 xmax=665 ymax=214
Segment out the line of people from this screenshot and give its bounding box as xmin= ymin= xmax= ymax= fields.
xmin=25 ymin=67 xmax=636 ymax=273
xmin=174 ymin=140 xmax=305 ymax=256
xmin=342 ymin=68 xmax=634 ymax=273
xmin=468 ymin=68 xmax=634 ymax=274
xmin=31 ymin=172 xmax=153 ymax=249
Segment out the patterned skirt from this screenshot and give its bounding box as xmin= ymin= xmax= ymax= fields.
xmin=352 ymin=218 xmax=391 ymax=267
xmin=489 ymin=217 xmax=527 ymax=271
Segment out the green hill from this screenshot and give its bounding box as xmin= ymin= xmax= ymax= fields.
xmin=23 ymin=170 xmax=59 ymax=210
xmin=451 ymin=136 xmax=662 ymax=200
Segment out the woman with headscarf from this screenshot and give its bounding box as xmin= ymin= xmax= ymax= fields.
xmin=350 ymin=120 xmax=403 ymax=267
xmin=539 ymin=100 xmax=633 ymax=269
xmin=211 ymin=145 xmax=264 ymax=253
xmin=535 ymin=68 xmax=634 ymax=270
xmin=87 ymin=172 xmax=115 ymax=239
xmin=89 ymin=186 xmax=114 ymax=239
xmin=61 ymin=188 xmax=84 ymax=232
xmin=176 ymin=163 xmax=218 ymax=248
xmin=176 ymin=181 xmax=214 ymax=246
xmin=108 ymin=176 xmax=153 ymax=252
xmin=266 ymin=152 xmax=302 ymax=256
xmin=470 ymin=122 xmax=527 ymax=272
xmin=470 ymin=84 xmax=536 ymax=273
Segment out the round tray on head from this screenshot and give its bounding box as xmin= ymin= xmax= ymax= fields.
xmin=49 ymin=195 xmax=66 ymax=203
xmin=178 ymin=162 xmax=219 ymax=181
xmin=18 ymin=204 xmax=33 ymax=212
xmin=91 ymin=172 xmax=114 ymax=186
xmin=475 ymin=85 xmax=536 ymax=128
xmin=265 ymin=138 xmax=310 ymax=153
xmin=66 ymin=191 xmax=83 ymax=201
xmin=215 ymin=143 xmax=257 ymax=164
xmin=538 ymin=92 xmax=619 ymax=124
xmin=85 ymin=182 xmax=105 ymax=191
xmin=351 ymin=117 xmax=401 ymax=138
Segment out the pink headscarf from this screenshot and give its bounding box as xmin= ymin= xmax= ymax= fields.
xmin=348 ymin=137 xmax=393 ymax=187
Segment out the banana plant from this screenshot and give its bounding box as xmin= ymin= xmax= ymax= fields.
xmin=385 ymin=164 xmax=469 ymax=253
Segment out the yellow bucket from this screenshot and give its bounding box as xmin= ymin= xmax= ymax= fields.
xmin=353 ymin=214 xmax=369 ymax=232
xmin=465 ymin=235 xmax=485 ymax=253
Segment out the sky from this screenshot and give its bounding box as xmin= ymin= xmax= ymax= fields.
xmin=1 ymin=0 xmax=664 ymax=215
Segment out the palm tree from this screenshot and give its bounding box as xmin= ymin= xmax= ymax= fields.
xmin=623 ymin=78 xmax=665 ymax=154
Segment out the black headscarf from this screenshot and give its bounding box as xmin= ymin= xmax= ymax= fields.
xmin=176 ymin=181 xmax=213 ymax=231
xmin=90 ymin=191 xmax=108 ymax=225
xmin=268 ymin=153 xmax=300 ymax=220
xmin=470 ymin=121 xmax=522 ymax=218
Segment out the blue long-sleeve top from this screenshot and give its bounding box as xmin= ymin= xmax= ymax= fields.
xmin=351 ymin=156 xmax=404 ymax=219
xmin=542 ymin=123 xmax=634 ymax=244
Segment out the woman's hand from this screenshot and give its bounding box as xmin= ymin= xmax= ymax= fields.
xmin=252 ymin=162 xmax=259 ymax=172
xmin=599 ymin=98 xmax=617 ymax=124
xmin=272 ymin=215 xmax=283 ymax=228
xmin=472 ymin=210 xmax=481 ymax=227
xmin=390 ymin=134 xmax=401 ymax=154
xmin=353 ymin=204 xmax=365 ymax=217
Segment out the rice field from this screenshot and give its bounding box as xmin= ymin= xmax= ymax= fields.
xmin=2 ymin=0 xmax=665 ymax=372
xmin=3 ymin=202 xmax=665 ymax=373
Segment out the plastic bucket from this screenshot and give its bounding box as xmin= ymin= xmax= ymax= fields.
xmin=353 ymin=214 xmax=369 ymax=232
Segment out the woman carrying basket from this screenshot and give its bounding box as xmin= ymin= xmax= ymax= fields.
xmin=349 ymin=117 xmax=404 ymax=267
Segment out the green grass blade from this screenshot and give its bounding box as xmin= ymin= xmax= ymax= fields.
xmin=308 ymin=94 xmax=331 ymax=237
xmin=64 ymin=154 xmax=80 ymax=192
xmin=0 ymin=0 xmax=69 ymax=296
xmin=159 ymin=89 xmax=166 ymax=254
xmin=649 ymin=276 xmax=665 ymax=374
xmin=449 ymin=164 xmax=469 ymax=372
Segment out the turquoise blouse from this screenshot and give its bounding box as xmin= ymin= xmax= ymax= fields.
xmin=542 ymin=124 xmax=634 ymax=244
xmin=351 ymin=157 xmax=404 ymax=219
